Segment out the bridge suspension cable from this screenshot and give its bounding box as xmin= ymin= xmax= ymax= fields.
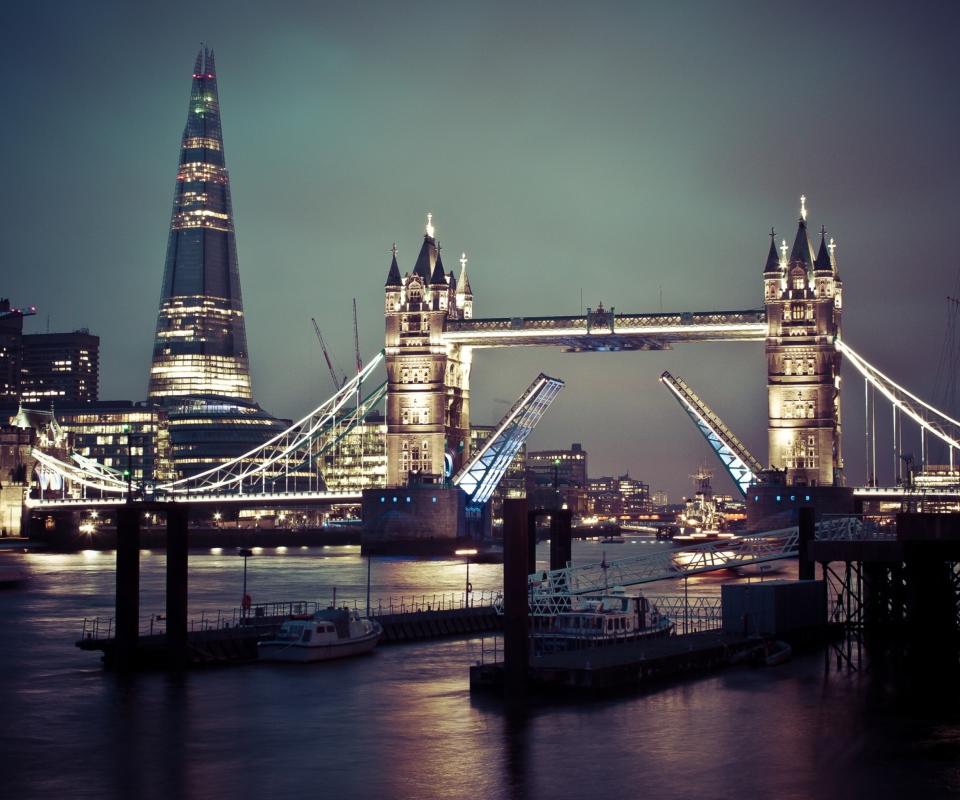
xmin=836 ymin=339 xmax=960 ymax=467
xmin=32 ymin=351 xmax=388 ymax=498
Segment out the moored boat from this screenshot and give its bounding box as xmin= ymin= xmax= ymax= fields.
xmin=257 ymin=607 xmax=381 ymax=663
xmin=532 ymin=587 xmax=674 ymax=653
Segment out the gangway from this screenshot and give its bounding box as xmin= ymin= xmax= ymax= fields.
xmin=453 ymin=374 xmax=564 ymax=511
xmin=528 ymin=516 xmax=882 ymax=613
xmin=660 ymin=370 xmax=763 ymax=497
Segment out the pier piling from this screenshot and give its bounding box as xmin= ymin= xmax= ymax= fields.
xmin=166 ymin=505 xmax=189 ymax=669
xmin=503 ymin=498 xmax=529 ymax=700
xmin=550 ymin=509 xmax=572 ymax=572
xmin=798 ymin=506 xmax=815 ymax=581
xmin=114 ymin=506 xmax=140 ymax=671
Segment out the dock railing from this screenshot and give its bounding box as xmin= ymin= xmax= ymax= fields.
xmin=79 ymin=589 xmax=504 ymax=641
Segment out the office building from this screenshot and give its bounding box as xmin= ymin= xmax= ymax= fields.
xmin=20 ymin=330 xmax=99 ymax=404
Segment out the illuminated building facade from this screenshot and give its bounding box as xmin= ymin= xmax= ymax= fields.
xmin=148 ymin=48 xmax=251 ymax=402
xmin=321 ymin=410 xmax=387 ymax=493
xmin=166 ymin=397 xmax=288 ymax=479
xmin=20 ymin=331 xmax=99 ymax=404
xmin=46 ymin=402 xmax=173 ymax=485
xmin=384 ymin=216 xmax=473 ymax=487
xmin=527 ymin=443 xmax=588 ymax=487
xmin=0 ymin=423 xmax=34 ymax=535
xmin=764 ymin=198 xmax=843 ymax=487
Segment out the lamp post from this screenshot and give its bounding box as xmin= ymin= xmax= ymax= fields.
xmin=366 ymin=548 xmax=375 ymax=618
xmin=455 ymin=549 xmax=477 ymax=606
xmin=238 ymin=547 xmax=253 ymax=620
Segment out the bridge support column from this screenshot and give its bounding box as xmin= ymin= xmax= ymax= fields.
xmin=503 ymin=498 xmax=529 ymax=700
xmin=905 ymin=545 xmax=960 ymax=704
xmin=166 ymin=504 xmax=190 ymax=670
xmin=798 ymin=506 xmax=815 ymax=581
xmin=115 ymin=505 xmax=140 ymax=671
xmin=550 ymin=509 xmax=572 ymax=573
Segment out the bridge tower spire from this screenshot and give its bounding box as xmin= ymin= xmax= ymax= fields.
xmin=384 ymin=216 xmax=473 ymax=488
xmin=764 ymin=197 xmax=844 ymax=487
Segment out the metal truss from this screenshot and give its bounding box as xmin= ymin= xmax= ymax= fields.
xmin=660 ymin=370 xmax=762 ymax=496
xmin=527 ymin=516 xmax=890 ymax=614
xmin=528 ymin=527 xmax=800 ymax=613
xmin=443 ymin=309 xmax=767 ymax=350
xmin=453 ymin=374 xmax=564 ymax=510
xmin=30 ymin=352 xmax=387 ymax=499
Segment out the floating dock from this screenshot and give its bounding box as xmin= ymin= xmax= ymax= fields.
xmin=470 ymin=631 xmax=796 ymax=693
xmin=77 ymin=606 xmax=503 ymax=669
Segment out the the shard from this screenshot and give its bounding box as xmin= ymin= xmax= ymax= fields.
xmin=148 ymin=47 xmax=252 ymax=402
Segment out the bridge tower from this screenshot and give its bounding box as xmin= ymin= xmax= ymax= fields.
xmin=764 ymin=197 xmax=844 ymax=487
xmin=383 ymin=216 xmax=473 ymax=488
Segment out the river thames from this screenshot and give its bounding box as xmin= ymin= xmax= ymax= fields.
xmin=2 ymin=540 xmax=959 ymax=799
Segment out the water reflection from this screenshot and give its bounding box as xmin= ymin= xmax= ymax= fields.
xmin=1 ymin=547 xmax=959 ymax=799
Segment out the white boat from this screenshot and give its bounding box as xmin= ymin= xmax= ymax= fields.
xmin=257 ymin=608 xmax=381 ymax=663
xmin=533 ymin=587 xmax=674 ymax=653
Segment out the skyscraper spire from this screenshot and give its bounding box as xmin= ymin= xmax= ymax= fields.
xmin=148 ymin=48 xmax=252 ymax=402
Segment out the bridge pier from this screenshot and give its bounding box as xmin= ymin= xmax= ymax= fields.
xmin=166 ymin=505 xmax=189 ymax=670
xmin=114 ymin=506 xmax=140 ymax=671
xmin=503 ymin=498 xmax=529 ymax=701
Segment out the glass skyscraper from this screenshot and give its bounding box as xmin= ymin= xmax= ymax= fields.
xmin=145 ymin=49 xmax=289 ymax=480
xmin=148 ymin=47 xmax=252 ymax=402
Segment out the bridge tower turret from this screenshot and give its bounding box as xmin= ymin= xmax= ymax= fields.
xmin=765 ymin=197 xmax=844 ymax=487
xmin=384 ymin=215 xmax=472 ymax=488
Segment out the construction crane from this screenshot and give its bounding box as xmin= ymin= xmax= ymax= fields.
xmin=311 ymin=318 xmax=346 ymax=391
xmin=352 ymin=299 xmax=362 ymax=376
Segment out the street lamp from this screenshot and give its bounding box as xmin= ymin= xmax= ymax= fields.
xmin=455 ymin=549 xmax=477 ymax=606
xmin=238 ymin=547 xmax=253 ymax=620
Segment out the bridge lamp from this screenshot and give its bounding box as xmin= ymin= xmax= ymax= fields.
xmin=455 ymin=549 xmax=478 ymax=605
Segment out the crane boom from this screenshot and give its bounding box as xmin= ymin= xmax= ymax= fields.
xmin=311 ymin=318 xmax=344 ymax=391
xmin=352 ymin=299 xmax=362 ymax=375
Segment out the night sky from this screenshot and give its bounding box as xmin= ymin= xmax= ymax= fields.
xmin=2 ymin=1 xmax=958 ymax=502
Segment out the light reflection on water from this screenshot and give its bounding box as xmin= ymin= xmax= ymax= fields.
xmin=1 ymin=543 xmax=958 ymax=799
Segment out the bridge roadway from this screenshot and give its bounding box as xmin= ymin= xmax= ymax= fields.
xmin=26 ymin=490 xmax=361 ymax=512
xmin=443 ymin=309 xmax=767 ymax=350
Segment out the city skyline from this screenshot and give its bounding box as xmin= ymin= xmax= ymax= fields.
xmin=2 ymin=2 xmax=958 ymax=500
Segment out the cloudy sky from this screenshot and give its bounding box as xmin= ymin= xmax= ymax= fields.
xmin=2 ymin=1 xmax=958 ymax=500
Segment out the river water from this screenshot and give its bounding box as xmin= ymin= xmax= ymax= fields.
xmin=2 ymin=539 xmax=959 ymax=799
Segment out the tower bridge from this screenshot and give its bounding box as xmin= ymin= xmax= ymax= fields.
xmin=29 ymin=197 xmax=960 ymax=552
xmin=384 ymin=200 xmax=844 ymax=499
